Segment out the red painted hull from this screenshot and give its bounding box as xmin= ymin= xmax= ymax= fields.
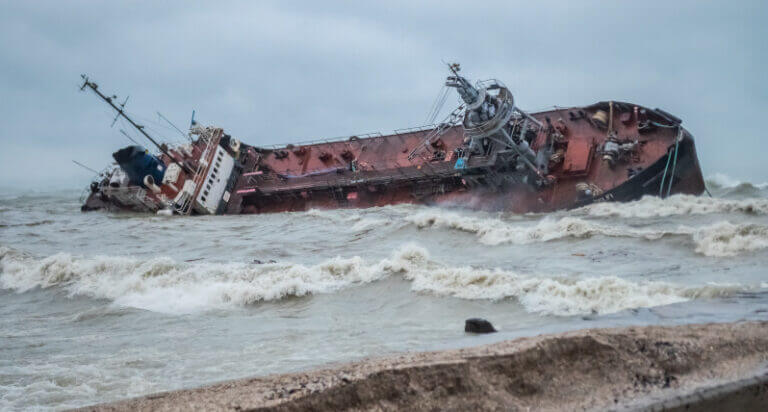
xmin=225 ymin=102 xmax=704 ymax=215
xmin=82 ymin=101 xmax=705 ymax=215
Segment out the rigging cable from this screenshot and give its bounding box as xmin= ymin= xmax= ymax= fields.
xmin=425 ymin=85 xmax=449 ymax=125
xmin=665 ymin=132 xmax=681 ymax=198
xmin=659 ymin=127 xmax=682 ymax=198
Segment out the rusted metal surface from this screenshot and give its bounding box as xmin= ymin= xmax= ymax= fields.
xmin=82 ymin=100 xmax=706 ymax=215
xmin=225 ymin=101 xmax=705 ymax=215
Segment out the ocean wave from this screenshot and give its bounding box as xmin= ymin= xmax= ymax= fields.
xmin=0 ymin=219 xmax=55 ymax=229
xmin=406 ymin=211 xmax=660 ymax=245
xmin=692 ymin=222 xmax=768 ymax=257
xmin=305 ymin=206 xmax=409 ymax=231
xmin=706 ymin=173 xmax=768 ymax=190
xmin=580 ymin=195 xmax=768 ymax=218
xmin=1 ymin=245 xmax=761 ymax=316
xmin=705 ymin=173 xmax=768 ymax=198
xmin=405 ymin=211 xmax=768 ymax=257
xmin=0 ymin=246 xmax=385 ymax=314
xmin=381 ymin=245 xmax=756 ymax=316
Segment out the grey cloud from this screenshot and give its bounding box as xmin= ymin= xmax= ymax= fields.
xmin=0 ymin=0 xmax=766 ymax=190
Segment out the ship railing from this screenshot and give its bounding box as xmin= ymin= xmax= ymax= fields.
xmin=406 ymin=107 xmax=465 ymax=161
xmin=474 ymin=78 xmax=507 ymax=91
xmin=393 ymin=124 xmax=444 ymax=135
xmin=79 ymin=164 xmax=119 ymax=203
xmin=101 ymin=185 xmax=158 ymax=212
xmin=258 ymin=124 xmax=446 ymax=151
xmin=260 ymin=131 xmax=382 ymax=150
xmin=463 ymin=86 xmax=516 ymax=140
xmin=173 ymin=127 xmax=220 ymax=215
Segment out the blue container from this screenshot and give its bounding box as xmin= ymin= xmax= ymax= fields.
xmin=112 ymin=146 xmax=166 ymax=188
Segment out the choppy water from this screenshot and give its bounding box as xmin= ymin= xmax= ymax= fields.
xmin=2 ymin=173 xmax=768 ymax=410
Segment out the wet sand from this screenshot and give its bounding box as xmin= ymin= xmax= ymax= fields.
xmin=75 ymin=321 xmax=768 ymax=411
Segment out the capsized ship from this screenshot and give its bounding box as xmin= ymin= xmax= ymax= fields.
xmin=79 ymin=65 xmax=705 ymax=215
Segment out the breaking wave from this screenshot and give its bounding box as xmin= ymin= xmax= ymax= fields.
xmin=0 ymin=246 xmax=386 ymax=314
xmin=580 ymin=195 xmax=768 ymax=218
xmin=405 ymin=211 xmax=768 ymax=257
xmin=380 ymin=245 xmax=755 ymax=316
xmin=706 ymin=173 xmax=768 ymax=190
xmin=0 ymin=245 xmax=759 ymax=316
xmin=405 ymin=212 xmax=627 ymax=245
xmin=692 ymin=222 xmax=768 ymax=257
xmin=706 ymin=173 xmax=768 ymax=198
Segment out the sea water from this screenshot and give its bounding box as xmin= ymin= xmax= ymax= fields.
xmin=1 ymin=174 xmax=767 ymax=410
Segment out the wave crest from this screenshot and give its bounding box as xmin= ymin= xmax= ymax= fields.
xmin=1 ymin=245 xmax=761 ymax=316
xmin=692 ymin=222 xmax=768 ymax=257
xmin=383 ymin=245 xmax=755 ymax=316
xmin=404 ymin=211 xmax=768 ymax=257
xmin=0 ymin=247 xmax=384 ymax=313
xmin=406 ymin=212 xmax=625 ymax=246
xmin=580 ymin=195 xmax=768 ymax=218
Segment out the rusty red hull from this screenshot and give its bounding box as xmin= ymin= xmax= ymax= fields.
xmin=224 ymin=102 xmax=704 ymax=215
xmin=82 ymin=101 xmax=705 ymax=215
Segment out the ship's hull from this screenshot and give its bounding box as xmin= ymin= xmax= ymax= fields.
xmin=82 ymin=101 xmax=706 ymax=215
xmin=225 ymin=103 xmax=705 ymax=215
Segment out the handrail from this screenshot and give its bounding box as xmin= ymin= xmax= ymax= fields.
xmin=257 ymin=124 xmax=444 ymax=150
xmin=173 ymin=127 xmax=220 ymax=215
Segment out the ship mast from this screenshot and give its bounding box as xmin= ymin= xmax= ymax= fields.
xmin=79 ymin=75 xmax=193 ymax=174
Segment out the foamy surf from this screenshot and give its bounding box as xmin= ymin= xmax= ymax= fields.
xmin=404 ymin=210 xmax=768 ymax=256
xmin=1 ymin=245 xmax=759 ymax=316
xmin=692 ymin=222 xmax=768 ymax=257
xmin=382 ymin=245 xmax=758 ymax=316
xmin=0 ymin=246 xmax=385 ymax=314
xmin=580 ymin=194 xmax=768 ymax=218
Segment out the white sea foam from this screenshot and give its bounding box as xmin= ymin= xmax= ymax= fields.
xmin=581 ymin=195 xmax=768 ymax=218
xmin=404 ymin=210 xmax=768 ymax=257
xmin=406 ymin=211 xmax=663 ymax=245
xmin=0 ymin=246 xmax=385 ymax=314
xmin=692 ymin=222 xmax=768 ymax=257
xmin=0 ymin=245 xmax=761 ymax=316
xmin=380 ymin=245 xmax=757 ymax=316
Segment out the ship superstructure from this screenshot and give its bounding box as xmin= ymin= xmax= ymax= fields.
xmin=80 ymin=66 xmax=705 ymax=215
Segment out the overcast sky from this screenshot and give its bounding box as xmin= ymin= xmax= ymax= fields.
xmin=1 ymin=0 xmax=766 ymax=191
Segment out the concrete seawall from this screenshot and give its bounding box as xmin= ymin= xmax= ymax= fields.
xmin=75 ymin=321 xmax=768 ymax=411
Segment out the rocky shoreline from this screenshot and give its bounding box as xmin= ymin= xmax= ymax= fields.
xmin=75 ymin=321 xmax=768 ymax=411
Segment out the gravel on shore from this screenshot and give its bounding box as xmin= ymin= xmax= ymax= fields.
xmin=74 ymin=321 xmax=768 ymax=411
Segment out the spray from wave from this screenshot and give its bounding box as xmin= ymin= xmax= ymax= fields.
xmin=706 ymin=173 xmax=768 ymax=198
xmin=1 ymin=245 xmax=758 ymax=316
